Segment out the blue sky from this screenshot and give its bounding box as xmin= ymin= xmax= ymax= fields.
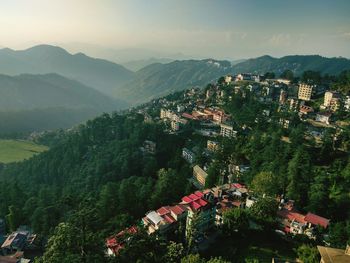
xmin=0 ymin=0 xmax=349 ymax=60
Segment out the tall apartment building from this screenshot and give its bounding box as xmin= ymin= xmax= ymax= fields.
xmin=193 ymin=165 xmax=208 ymax=187
xmin=298 ymin=83 xmax=314 ymax=101
xmin=220 ymin=123 xmax=237 ymax=138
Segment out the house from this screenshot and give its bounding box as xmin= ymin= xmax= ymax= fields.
xmin=142 ymin=204 xmax=188 ymax=236
xmin=193 ymin=165 xmax=208 ymax=187
xmin=106 ymin=226 xmax=138 ymax=256
xmin=1 ymin=232 xmax=28 ymax=255
xmin=299 ymin=105 xmax=314 ymax=115
xmin=317 ymin=245 xmax=350 ymax=263
xmin=298 ymin=83 xmax=314 ymax=101
xmin=316 ymin=112 xmax=332 ymax=124
xmin=181 ymin=192 xmax=216 ymax=238
xmin=304 ymin=212 xmax=330 ymax=229
xmin=207 ymin=140 xmax=219 ymax=152
xmin=220 ymin=123 xmax=237 ymax=138
xmin=182 ymin=148 xmax=196 ymax=164
xmin=324 ymin=91 xmax=340 ymax=107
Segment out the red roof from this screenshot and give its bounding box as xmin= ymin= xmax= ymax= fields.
xmin=232 ymin=183 xmax=243 ymax=189
xmin=170 ymin=205 xmax=186 ymax=215
xmin=194 ymin=191 xmax=203 ymax=198
xmin=182 ymin=112 xmax=196 ymax=120
xmin=197 ymin=199 xmax=208 ymax=206
xmin=106 ymin=226 xmax=138 ymax=255
xmin=190 ymin=201 xmax=202 ymax=211
xmin=163 ymin=214 xmax=176 ymax=224
xmin=189 ymin=193 xmax=200 ymax=201
xmin=157 ymin=206 xmax=170 ymax=216
xmin=182 ymin=196 xmax=192 ymax=203
xmin=304 ymin=212 xmax=329 ymax=228
xmin=277 ymin=210 xmax=306 ymax=224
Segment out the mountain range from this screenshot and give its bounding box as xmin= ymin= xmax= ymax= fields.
xmin=0 ymin=45 xmax=350 ymax=131
xmin=0 ymin=45 xmax=134 ymax=97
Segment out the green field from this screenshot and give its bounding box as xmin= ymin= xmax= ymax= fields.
xmin=0 ymin=139 xmax=49 ymax=164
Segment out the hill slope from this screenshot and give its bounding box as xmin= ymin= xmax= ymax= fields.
xmin=232 ymin=55 xmax=350 ymax=75
xmin=119 ymin=55 xmax=350 ymax=104
xmin=118 ymin=59 xmax=232 ymax=104
xmin=0 ymin=73 xmax=126 ymax=133
xmin=0 ymin=45 xmax=134 ymax=96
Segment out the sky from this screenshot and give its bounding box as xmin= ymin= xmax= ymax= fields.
xmin=0 ymin=0 xmax=350 ymax=61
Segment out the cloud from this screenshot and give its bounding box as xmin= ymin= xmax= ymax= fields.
xmin=268 ymin=33 xmax=291 ymax=47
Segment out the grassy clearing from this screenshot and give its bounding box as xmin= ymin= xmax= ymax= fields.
xmin=0 ymin=139 xmax=48 ymax=163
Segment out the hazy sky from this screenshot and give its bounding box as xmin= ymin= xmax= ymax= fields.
xmin=1 ymin=0 xmax=350 ymax=60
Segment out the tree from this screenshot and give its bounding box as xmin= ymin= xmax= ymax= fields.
xmin=165 ymin=242 xmax=185 ymax=263
xmin=287 ymin=146 xmax=312 ymax=207
xmin=264 ymin=72 xmax=275 ymax=79
xmin=280 ymin=70 xmax=294 ymax=81
xmin=223 ymin=208 xmax=249 ymax=234
xmin=181 ymin=254 xmax=204 ymax=263
xmin=328 ymin=221 xmax=350 ymax=249
xmin=296 ymin=244 xmax=320 ymax=263
xmin=249 ymin=197 xmax=278 ymax=230
xmin=250 ymin=172 xmax=278 ymax=197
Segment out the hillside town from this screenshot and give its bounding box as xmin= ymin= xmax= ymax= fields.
xmin=103 ymin=72 xmax=350 ymax=262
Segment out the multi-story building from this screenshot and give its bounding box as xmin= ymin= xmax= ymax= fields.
xmin=324 ymin=91 xmax=339 ymax=106
xmin=193 ymin=165 xmax=208 ymax=187
xmin=279 ymin=89 xmax=288 ymax=104
xmin=181 ymin=191 xmax=216 ymax=238
xmin=142 ymin=205 xmax=187 ymax=235
xmin=182 ymin=148 xmax=196 ymax=164
xmin=317 ymin=245 xmax=350 ymax=263
xmin=220 ymin=123 xmax=237 ymax=138
xmin=298 ymin=83 xmax=314 ymax=101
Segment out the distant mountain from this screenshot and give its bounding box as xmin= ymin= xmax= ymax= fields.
xmin=118 ymin=55 xmax=350 ymax=104
xmin=117 ymin=59 xmax=232 ymax=104
xmin=0 ymin=73 xmax=124 ymax=111
xmin=232 ymin=55 xmax=350 ymax=75
xmin=0 ymin=45 xmax=134 ymax=97
xmin=0 ymin=73 xmax=126 ymax=133
xmin=122 ymin=58 xmax=175 ymax=72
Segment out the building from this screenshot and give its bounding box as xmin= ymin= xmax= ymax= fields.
xmin=279 ymin=89 xmax=288 ymax=104
xmin=142 ymin=205 xmax=187 ymax=235
xmin=345 ymin=96 xmax=350 ymax=112
xmin=106 ymin=226 xmax=138 ymax=256
xmin=1 ymin=232 xmax=28 ymax=255
xmin=220 ymin=123 xmax=237 ymax=138
xmin=224 ymin=75 xmax=233 ymax=84
xmin=207 ymin=140 xmax=219 ymax=152
xmin=181 ymin=192 xmax=216 ymax=238
xmin=182 ymin=148 xmax=196 ymax=164
xmin=316 ymin=112 xmax=332 ymax=125
xmin=324 ymin=91 xmax=340 ymax=106
xmin=299 ymin=105 xmax=314 ymax=115
xmin=317 ymin=245 xmax=350 ymax=263
xmin=298 ymin=83 xmax=314 ymax=101
xmin=193 ymin=165 xmax=208 ymax=187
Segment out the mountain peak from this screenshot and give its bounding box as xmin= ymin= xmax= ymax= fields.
xmin=24 ymin=44 xmax=70 ymax=55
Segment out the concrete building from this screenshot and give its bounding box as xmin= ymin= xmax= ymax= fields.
xmin=317 ymin=245 xmax=350 ymax=263
xmin=220 ymin=123 xmax=237 ymax=138
xmin=182 ymin=148 xmax=196 ymax=164
xmin=298 ymin=83 xmax=314 ymax=101
xmin=193 ymin=165 xmax=208 ymax=187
